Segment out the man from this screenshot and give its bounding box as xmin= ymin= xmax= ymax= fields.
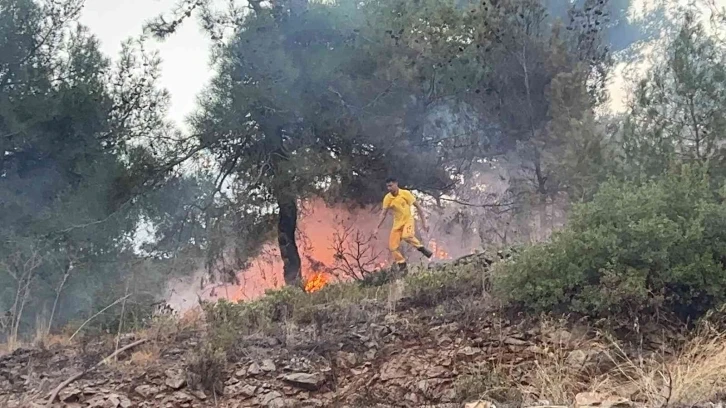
xmin=374 ymin=177 xmax=433 ymax=272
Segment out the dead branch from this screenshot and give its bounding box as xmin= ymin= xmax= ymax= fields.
xmin=69 ymin=294 xmax=132 ymax=341
xmin=45 ymin=338 xmax=148 ymax=405
xmin=330 ymin=222 xmax=383 ymax=281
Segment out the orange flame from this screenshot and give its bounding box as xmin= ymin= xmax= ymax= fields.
xmin=429 ymin=239 xmax=451 ymax=260
xmin=304 ymin=272 xmax=329 ymax=293
xmin=192 ymin=199 xmax=468 ymax=304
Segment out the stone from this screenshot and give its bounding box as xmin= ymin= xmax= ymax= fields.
xmin=437 ymin=335 xmax=453 ymax=346
xmin=260 ymin=359 xmax=276 ymax=372
xmin=172 ymin=391 xmax=194 ymax=403
xmin=336 ymin=352 xmax=358 ymax=368
xmin=575 ymin=392 xmax=634 ymax=408
xmin=248 ymin=362 xmax=262 ymax=376
xmin=119 ymin=396 xmax=133 ymax=408
xmin=235 ymin=368 xmax=247 ymax=377
xmin=465 ymin=401 xmax=497 ymax=408
xmin=441 ymin=387 xmax=457 ymax=402
xmin=86 ymin=395 xmax=114 ymax=408
xmin=260 ymin=391 xmax=285 ymax=408
xmin=191 ymin=389 xmax=207 ymax=400
xmin=281 ymin=372 xmax=325 ymax=391
xmin=504 ymin=337 xmax=528 ymax=346
xmin=302 ymin=399 xmax=325 ymax=408
xmin=165 ymin=368 xmax=186 ymax=390
xmin=226 ymin=382 xmax=258 ymax=398
xmin=457 ymin=346 xmax=482 ymax=357
xmin=59 ymin=387 xmax=82 ymax=402
xmin=135 ymin=384 xmax=162 ymax=398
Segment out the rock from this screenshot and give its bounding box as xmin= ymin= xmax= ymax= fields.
xmin=165 ymin=368 xmax=186 ymax=390
xmin=226 ymin=382 xmax=258 ymax=398
xmin=336 ymin=352 xmax=357 ymax=368
xmin=59 ymin=387 xmax=82 ymax=402
xmin=575 ymin=392 xmax=634 ymax=408
xmin=260 ymin=359 xmax=276 ymax=372
xmin=86 ymin=395 xmax=114 ymax=408
xmin=405 ymin=392 xmax=419 ymax=403
xmin=441 ymin=387 xmax=457 ymax=402
xmin=235 ymin=368 xmax=247 ymax=377
xmin=465 ymin=401 xmax=497 ymax=408
xmin=437 ymin=335 xmax=453 ymax=346
xmin=172 ymin=391 xmax=194 ymax=403
xmin=457 ymin=346 xmax=482 ymax=357
xmin=504 ymin=337 xmax=528 ymax=346
xmin=260 ymin=391 xmax=285 ymax=408
xmin=191 ymin=389 xmax=207 ymax=400
xmin=303 ymin=399 xmax=325 ymax=408
xmin=248 ymin=362 xmax=262 ymax=376
xmin=135 ymin=384 xmax=162 ymax=398
xmin=281 ymin=372 xmax=325 ymax=391
xmin=119 ymin=396 xmax=133 ymax=408
xmin=82 ymin=394 xmax=132 ymax=408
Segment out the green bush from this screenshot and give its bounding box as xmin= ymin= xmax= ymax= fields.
xmin=494 ymin=165 xmax=726 ymax=321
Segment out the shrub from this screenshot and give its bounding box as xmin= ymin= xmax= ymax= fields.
xmin=185 ymin=343 xmax=226 ymax=394
xmin=494 ymin=165 xmax=726 ymax=321
xmin=404 ymin=265 xmax=482 ymax=307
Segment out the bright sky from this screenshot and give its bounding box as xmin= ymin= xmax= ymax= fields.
xmin=79 ymin=0 xmax=213 ymax=131
xmin=78 ymin=0 xmax=726 ymax=130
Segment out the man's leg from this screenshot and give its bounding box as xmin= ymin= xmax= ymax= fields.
xmin=389 ymin=227 xmax=406 ymax=269
xmin=402 ymin=222 xmax=433 ymax=258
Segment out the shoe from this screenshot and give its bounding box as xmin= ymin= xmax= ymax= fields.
xmin=398 ymin=262 xmax=408 ymax=273
xmin=418 ymin=247 xmax=433 ymax=258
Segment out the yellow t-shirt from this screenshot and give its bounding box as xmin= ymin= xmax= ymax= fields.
xmin=383 ymin=189 xmax=416 ymax=230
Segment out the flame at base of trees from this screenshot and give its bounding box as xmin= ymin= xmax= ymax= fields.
xmin=304 ymin=273 xmax=329 ymax=293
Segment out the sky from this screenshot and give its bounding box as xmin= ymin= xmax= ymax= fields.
xmin=79 ymin=0 xmax=213 ymax=131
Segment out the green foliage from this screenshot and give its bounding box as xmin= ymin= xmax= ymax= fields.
xmin=0 ymin=0 xmax=179 ymax=339
xmin=622 ymin=12 xmax=726 ymax=182
xmin=495 ymin=165 xmax=726 ymax=321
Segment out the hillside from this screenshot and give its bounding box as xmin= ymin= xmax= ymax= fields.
xmin=4 ymin=252 xmax=726 ymax=408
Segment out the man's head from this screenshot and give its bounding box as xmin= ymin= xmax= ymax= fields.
xmin=385 ymin=177 xmax=399 ymax=194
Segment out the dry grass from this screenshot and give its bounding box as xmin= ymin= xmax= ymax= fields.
xmin=129 ymin=342 xmax=162 ymax=367
xmin=503 ymin=329 xmax=726 ymax=406
xmin=603 ymin=331 xmax=726 ymax=406
xmin=0 ymin=336 xmax=19 ymax=357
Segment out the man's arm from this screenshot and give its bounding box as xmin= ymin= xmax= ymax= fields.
xmin=413 ymin=201 xmax=428 ymax=232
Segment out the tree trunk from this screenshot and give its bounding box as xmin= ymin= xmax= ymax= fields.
xmin=257 ymin=112 xmax=303 ymax=287
xmin=276 ymin=191 xmax=302 ymax=286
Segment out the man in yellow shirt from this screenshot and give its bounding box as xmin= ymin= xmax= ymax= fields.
xmin=374 ymin=177 xmax=433 ymax=272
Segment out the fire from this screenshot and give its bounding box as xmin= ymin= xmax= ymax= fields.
xmin=180 ymin=199 xmax=468 ymax=308
xmin=304 ymin=272 xmax=329 ymax=293
xmin=428 ymin=239 xmax=451 ymax=260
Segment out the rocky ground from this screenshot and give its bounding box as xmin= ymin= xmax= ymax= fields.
xmin=2 ymin=253 xmax=725 ymax=408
